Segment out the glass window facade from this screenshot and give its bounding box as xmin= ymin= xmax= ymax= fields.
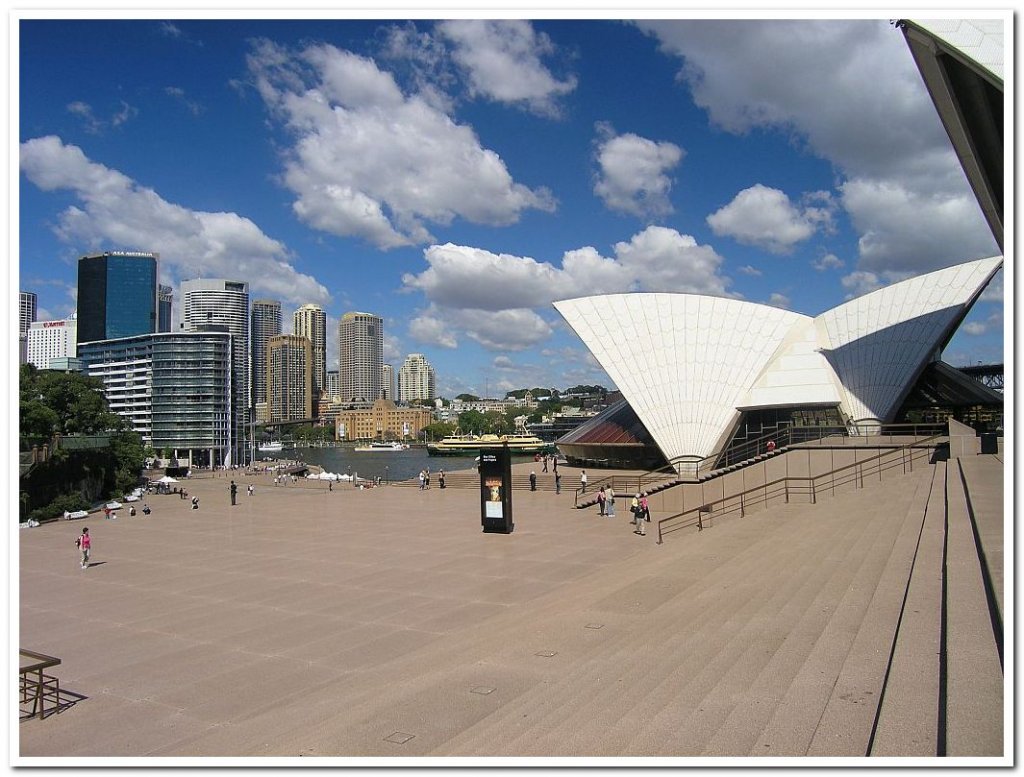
xmin=77 ymin=253 xmax=158 ymax=344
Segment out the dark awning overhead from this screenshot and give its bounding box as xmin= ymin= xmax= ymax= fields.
xmin=900 ymin=360 xmax=1004 ymax=409
xmin=899 ymin=19 xmax=1004 ymax=250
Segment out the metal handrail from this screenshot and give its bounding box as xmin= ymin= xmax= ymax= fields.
xmin=656 ymin=432 xmax=944 ymax=544
xmin=20 ymin=649 xmax=61 ymax=720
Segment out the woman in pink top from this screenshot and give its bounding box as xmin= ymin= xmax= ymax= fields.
xmin=77 ymin=527 xmax=91 ymax=569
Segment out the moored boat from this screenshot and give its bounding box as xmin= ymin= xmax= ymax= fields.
xmin=427 ymin=433 xmax=549 ymax=456
xmin=353 ymin=441 xmax=410 ymax=452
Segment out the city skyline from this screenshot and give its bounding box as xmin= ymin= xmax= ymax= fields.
xmin=18 ymin=15 xmax=1007 ymax=397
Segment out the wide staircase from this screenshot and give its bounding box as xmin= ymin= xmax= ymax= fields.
xmin=264 ymin=450 xmax=1007 ymax=758
xmin=428 ymin=454 xmax=1004 ymax=757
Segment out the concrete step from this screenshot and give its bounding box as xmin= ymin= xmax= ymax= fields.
xmin=804 ymin=465 xmax=939 ymax=756
xmin=615 ymin=480 xmax=922 ymax=756
xmin=444 ymin=506 xmax=827 ymax=756
xmin=747 ymin=467 xmax=934 ymax=756
xmin=695 ymin=469 xmax=932 ymax=757
xmin=943 ymin=459 xmax=1004 ymax=757
xmin=953 ymin=456 xmax=1004 ymax=640
xmin=869 ymin=461 xmax=946 ymax=756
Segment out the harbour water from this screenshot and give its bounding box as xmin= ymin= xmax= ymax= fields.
xmin=258 ymin=445 xmax=539 ymax=483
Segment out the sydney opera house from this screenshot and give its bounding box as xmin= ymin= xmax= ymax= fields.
xmin=554 ymin=20 xmax=1004 ymax=477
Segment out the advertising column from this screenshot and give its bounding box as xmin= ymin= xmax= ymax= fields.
xmin=479 ymin=443 xmax=513 ymax=533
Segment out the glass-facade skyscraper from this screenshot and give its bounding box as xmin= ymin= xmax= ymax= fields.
xmin=180 ymin=279 xmax=250 ymax=464
xmin=76 ymin=251 xmax=159 ymax=344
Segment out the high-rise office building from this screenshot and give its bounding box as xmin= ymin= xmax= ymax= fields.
xmin=267 ymin=334 xmax=313 ymax=422
xmin=20 ymin=291 xmax=37 ymax=335
xmin=398 ymin=353 xmax=436 ymax=403
xmin=27 ymin=314 xmax=77 ymax=369
xmin=180 ymin=279 xmax=250 ymax=464
xmin=19 ymin=291 xmax=37 ymax=365
xmin=79 ymin=330 xmax=235 ymax=467
xmin=251 ymin=299 xmax=282 ymax=408
xmin=325 ymin=370 xmax=340 ymax=402
xmin=158 ymin=285 xmax=173 ymax=332
xmin=293 ymin=303 xmax=326 ymax=396
xmin=338 ymin=312 xmax=383 ymax=403
xmin=76 ymin=251 xmax=159 ymax=344
xmin=381 ymin=364 xmax=395 ymax=401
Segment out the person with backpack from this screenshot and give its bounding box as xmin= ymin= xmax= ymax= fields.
xmin=597 ymin=486 xmax=606 ymax=516
xmin=76 ymin=527 xmax=91 ymax=569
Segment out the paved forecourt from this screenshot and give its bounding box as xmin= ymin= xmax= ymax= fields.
xmin=19 ymin=462 xmax=650 ymax=759
xmin=18 ymin=457 xmax=1000 ymax=761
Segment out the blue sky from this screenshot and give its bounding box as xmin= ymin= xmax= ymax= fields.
xmin=17 ymin=13 xmax=1005 ymax=398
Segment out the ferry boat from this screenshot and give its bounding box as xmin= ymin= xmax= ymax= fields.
xmin=258 ymin=441 xmax=284 ymax=453
xmin=353 ymin=441 xmax=410 ymax=452
xmin=427 ymin=433 xmax=549 ymax=457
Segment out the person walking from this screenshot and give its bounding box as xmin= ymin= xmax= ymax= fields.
xmin=230 ymin=480 xmax=237 ymax=506
xmin=529 ymin=471 xmax=537 ymax=491
xmin=76 ymin=527 xmax=91 ymax=569
xmin=425 ymin=468 xmax=431 ymax=489
xmin=639 ymin=493 xmax=650 ymax=535
xmin=542 ymin=455 xmax=549 ymax=473
xmin=191 ymin=496 xmax=199 ymax=510
xmin=439 ymin=470 xmax=446 ymax=489
xmin=580 ymin=470 xmax=588 ymax=494
xmin=418 ymin=470 xmax=426 ymax=491
xmin=555 ymin=471 xmax=562 ymax=495
xmin=606 ymin=485 xmax=616 ymax=517
xmin=597 ymin=486 xmax=606 ymax=516
xmin=631 ymin=494 xmax=642 ymax=533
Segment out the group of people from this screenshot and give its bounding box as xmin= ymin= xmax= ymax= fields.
xmin=533 ymin=453 xmax=558 ymax=474
xmin=595 ymin=486 xmax=651 ymax=535
xmin=418 ymin=469 xmax=446 ymax=490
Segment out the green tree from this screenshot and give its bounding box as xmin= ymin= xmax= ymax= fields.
xmin=20 ymin=364 xmax=124 ymax=436
xmin=421 ymin=422 xmax=456 ymax=441
xmin=109 ymin=429 xmax=147 ymax=493
xmin=457 ymin=409 xmax=487 ymax=434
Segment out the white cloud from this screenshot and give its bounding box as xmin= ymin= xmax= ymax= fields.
xmin=400 ymin=226 xmax=733 ymax=353
xmin=840 ymin=270 xmax=885 ymax=299
xmin=408 ymin=303 xmax=551 ymax=352
xmin=767 ymin=292 xmax=791 ymax=308
xmin=67 ymin=100 xmax=137 ymax=133
xmin=638 ymin=19 xmax=999 ymax=275
xmin=840 ymin=178 xmax=999 ymax=275
xmin=612 ymin=226 xmax=733 ymax=295
xmin=247 ymin=39 xmax=555 ymax=250
xmin=707 ymin=184 xmax=831 ymax=254
xmin=437 ymin=20 xmax=576 ymax=117
xmin=461 ymin=308 xmax=552 ymax=351
xmin=20 ymin=135 xmax=329 ymax=306
xmin=737 ymin=265 xmax=762 ymax=276
xmin=593 ymin=125 xmax=683 ymax=218
xmin=811 ymin=253 xmax=844 ymax=271
xmin=67 ymin=101 xmax=102 ymax=134
xmin=962 ymin=321 xmax=986 ymax=336
xmin=402 ymin=225 xmax=733 ymax=314
xmin=408 ymin=309 xmax=458 ymax=349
